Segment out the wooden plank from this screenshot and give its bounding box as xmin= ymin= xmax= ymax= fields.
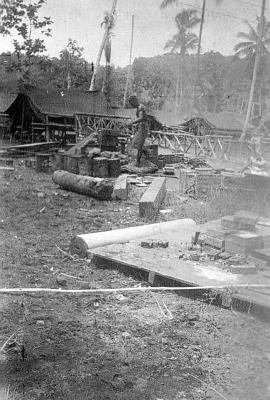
xmin=139 ymin=177 xmax=166 ymax=218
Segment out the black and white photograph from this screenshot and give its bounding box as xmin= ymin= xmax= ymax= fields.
xmin=0 ymin=0 xmax=270 ymax=399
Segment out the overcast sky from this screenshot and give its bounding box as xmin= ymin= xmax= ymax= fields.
xmin=1 ymin=0 xmax=270 ymax=66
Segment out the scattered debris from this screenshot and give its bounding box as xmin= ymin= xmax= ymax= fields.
xmin=141 ymin=240 xmax=169 ymax=248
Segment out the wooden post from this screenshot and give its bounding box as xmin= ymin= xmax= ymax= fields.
xmin=123 ymin=14 xmax=135 ymax=108
xmin=31 ymin=118 xmax=34 ymax=143
xmin=45 ymin=115 xmax=50 ymax=142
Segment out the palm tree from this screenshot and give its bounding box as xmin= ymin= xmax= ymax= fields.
xmin=234 ymin=18 xmax=270 ymax=59
xmin=89 ymin=0 xmax=117 ymax=91
xmin=161 ymin=0 xmax=222 ymax=114
xmin=240 ymin=0 xmax=267 ymax=139
xmin=164 ymin=9 xmax=200 ymax=112
xmin=235 ymin=17 xmax=270 ymax=132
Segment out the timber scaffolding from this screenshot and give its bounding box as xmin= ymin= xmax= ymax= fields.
xmin=149 ymin=131 xmax=270 ymax=163
xmin=74 ymin=113 xmax=134 ymax=136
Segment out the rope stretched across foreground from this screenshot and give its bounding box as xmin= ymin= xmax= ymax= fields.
xmin=0 ymin=284 xmax=269 ymax=295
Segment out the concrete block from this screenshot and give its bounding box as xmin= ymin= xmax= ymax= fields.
xmin=139 ymin=177 xmax=166 ymax=218
xmin=112 ymin=174 xmax=128 ymax=200
xmin=225 ymin=231 xmax=263 ymax=255
xmin=194 ymin=167 xmax=213 ymax=175
xmin=255 ymin=225 xmax=270 ymax=248
xmin=247 ymin=255 xmax=269 ymax=270
xmin=204 ymin=235 xmax=225 ymax=250
xmin=234 ymin=211 xmax=259 ymax=228
xmin=229 ymin=265 xmax=257 ymax=274
xmin=219 ymin=251 xmax=232 ymax=260
xmin=206 ymin=226 xmax=232 ymax=240
xmin=221 ymin=216 xmax=237 ymax=230
xmin=252 ymin=248 xmax=270 ymax=266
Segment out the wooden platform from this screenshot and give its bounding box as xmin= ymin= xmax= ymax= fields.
xmin=89 ymin=239 xmax=270 ymax=320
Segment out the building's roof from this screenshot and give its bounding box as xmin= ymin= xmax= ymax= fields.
xmin=179 ymin=111 xmax=253 ymax=132
xmin=6 ymin=88 xmax=111 ymax=117
xmin=152 ymin=110 xmax=186 ymax=127
xmin=5 ymin=87 xmax=149 ymax=121
xmin=203 ymin=111 xmax=252 ymax=131
xmin=0 ymin=91 xmax=17 ymax=113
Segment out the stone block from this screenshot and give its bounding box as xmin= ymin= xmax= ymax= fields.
xmin=221 ymin=216 xmax=237 ymax=230
xmin=252 ymin=248 xmax=270 ymax=266
xmin=254 ymin=225 xmax=270 ymax=248
xmin=112 ymin=174 xmax=128 ymax=200
xmin=229 ymin=264 xmax=257 ymax=274
xmin=234 ymin=211 xmax=259 ymax=228
xmin=139 ymin=177 xmax=166 ymax=218
xmin=225 ymin=231 xmax=263 ymax=255
xmin=206 ymin=226 xmax=232 ymax=240
xmin=219 ymin=251 xmax=232 ymax=260
xmin=247 ymin=255 xmax=268 ymax=270
xmin=194 ymin=167 xmax=213 ymax=175
xmin=204 ymin=235 xmax=225 ymax=250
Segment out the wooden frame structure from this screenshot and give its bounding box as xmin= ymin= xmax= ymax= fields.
xmin=149 ymin=130 xmax=270 ymax=162
xmin=75 ymin=113 xmax=134 ymax=136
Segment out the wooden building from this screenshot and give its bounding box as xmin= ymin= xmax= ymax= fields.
xmin=5 ymin=87 xmax=163 ymax=144
xmin=0 ymin=91 xmax=17 ymax=140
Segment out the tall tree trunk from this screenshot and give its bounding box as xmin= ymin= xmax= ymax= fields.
xmin=89 ymin=0 xmax=117 ymax=91
xmin=175 ymin=54 xmax=181 ymax=113
xmin=189 ymin=0 xmax=206 ymax=117
xmin=123 ymin=15 xmax=135 ymax=108
xmin=241 ymin=0 xmax=266 ymax=139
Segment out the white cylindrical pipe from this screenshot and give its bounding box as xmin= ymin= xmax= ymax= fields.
xmin=70 ymin=219 xmax=196 ymax=257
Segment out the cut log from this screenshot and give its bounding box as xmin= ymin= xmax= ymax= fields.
xmin=92 ymin=157 xmax=109 ymax=178
xmin=52 ymin=170 xmax=113 ymax=200
xmin=70 ymin=218 xmax=196 ymax=257
xmin=108 ymin=158 xmax=121 ymax=177
xmin=139 ymin=177 xmax=166 ymax=218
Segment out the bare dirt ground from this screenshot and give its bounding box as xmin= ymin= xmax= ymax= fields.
xmin=0 ymin=162 xmax=270 ymax=400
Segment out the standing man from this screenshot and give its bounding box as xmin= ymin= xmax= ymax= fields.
xmin=127 ymin=96 xmax=150 ymax=166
